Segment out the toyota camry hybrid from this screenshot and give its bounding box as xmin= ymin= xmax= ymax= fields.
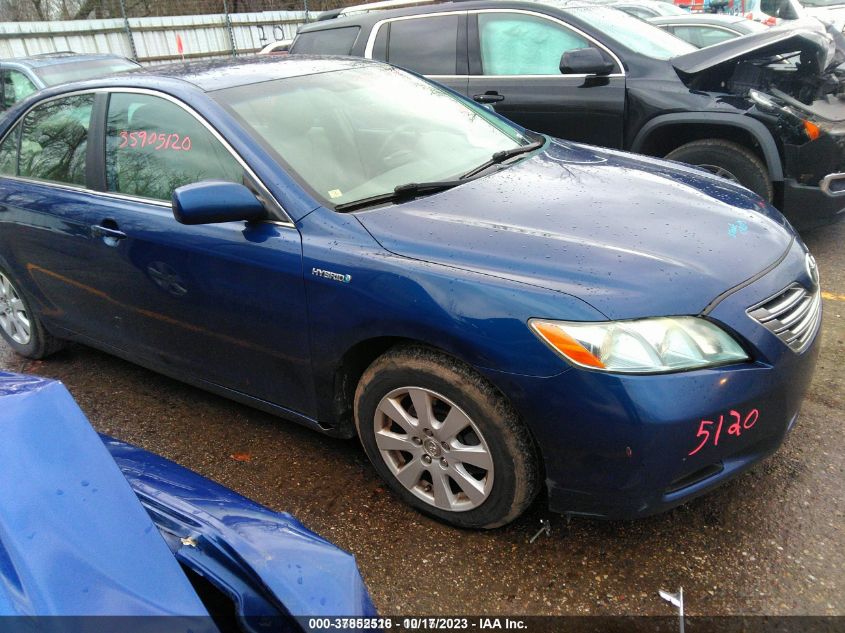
xmin=0 ymin=56 xmax=821 ymax=528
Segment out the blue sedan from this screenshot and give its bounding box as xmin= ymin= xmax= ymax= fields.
xmin=0 ymin=56 xmax=821 ymax=528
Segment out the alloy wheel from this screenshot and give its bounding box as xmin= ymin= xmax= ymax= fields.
xmin=373 ymin=386 xmax=494 ymax=512
xmin=0 ymin=272 xmax=31 ymax=345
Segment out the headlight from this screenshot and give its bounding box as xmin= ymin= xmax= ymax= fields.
xmin=529 ymin=317 xmax=748 ymax=374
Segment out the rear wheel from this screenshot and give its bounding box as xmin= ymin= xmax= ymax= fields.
xmin=354 ymin=345 xmax=539 ymax=529
xmin=0 ymin=267 xmax=64 ymax=359
xmin=665 ymin=139 xmax=773 ymax=202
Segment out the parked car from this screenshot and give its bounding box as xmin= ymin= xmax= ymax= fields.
xmin=572 ymin=0 xmax=690 ymax=18
xmin=259 ymin=39 xmax=294 ymax=54
xmin=650 ymin=13 xmax=769 ymax=46
xmin=0 ymin=52 xmax=139 ymax=113
xmin=797 ymin=0 xmax=845 ymax=32
xmin=741 ymin=0 xmax=805 ymax=24
xmin=0 ymin=371 xmax=376 ymax=623
xmin=292 ymin=0 xmax=845 ymax=229
xmin=0 ymin=55 xmax=821 ymax=528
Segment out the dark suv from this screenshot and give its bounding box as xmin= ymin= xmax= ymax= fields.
xmin=291 ymin=0 xmax=845 ymax=229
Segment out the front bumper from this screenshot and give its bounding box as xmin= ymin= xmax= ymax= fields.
xmin=483 ymin=240 xmax=821 ymax=519
xmin=782 ymin=132 xmax=845 ymax=229
xmin=782 ymin=177 xmax=845 ymax=231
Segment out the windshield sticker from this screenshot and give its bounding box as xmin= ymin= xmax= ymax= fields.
xmin=328 ymin=189 xmax=343 ymax=199
xmin=118 ymin=131 xmax=192 ymax=151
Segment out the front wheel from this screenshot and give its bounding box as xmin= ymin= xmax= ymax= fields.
xmin=665 ymin=139 xmax=773 ymax=202
xmin=354 ymin=346 xmax=539 ymax=529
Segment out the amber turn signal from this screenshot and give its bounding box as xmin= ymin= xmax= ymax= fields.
xmin=530 ymin=321 xmax=606 ymax=369
xmin=804 ymin=120 xmax=821 ymax=141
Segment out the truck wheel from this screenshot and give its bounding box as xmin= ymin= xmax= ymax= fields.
xmin=665 ymin=139 xmax=773 ymax=202
xmin=0 ymin=267 xmax=65 ymax=359
xmin=354 ymin=345 xmax=539 ymax=529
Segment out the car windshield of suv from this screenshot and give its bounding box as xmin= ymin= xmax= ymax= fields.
xmin=215 ymin=65 xmax=532 ymax=207
xmin=538 ymin=2 xmax=697 ymax=58
xmin=36 ymin=59 xmax=139 ymax=86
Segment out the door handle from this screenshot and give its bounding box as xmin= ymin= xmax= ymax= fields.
xmin=472 ymin=92 xmax=505 ymax=104
xmin=91 ymin=223 xmax=127 ymax=245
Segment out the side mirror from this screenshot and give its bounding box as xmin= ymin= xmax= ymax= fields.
xmin=172 ymin=181 xmax=267 ymax=225
xmin=560 ymin=48 xmax=615 ymax=76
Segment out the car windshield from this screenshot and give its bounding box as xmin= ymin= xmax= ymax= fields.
xmin=214 ymin=65 xmax=530 ymax=207
xmin=36 ymin=58 xmax=139 ymax=86
xmin=537 ymin=2 xmax=697 ymax=58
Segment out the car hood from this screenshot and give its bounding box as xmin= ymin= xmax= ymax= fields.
xmin=354 ymin=140 xmax=795 ymax=320
xmin=672 ymin=27 xmax=836 ymax=75
xmin=0 ymin=372 xmax=374 ymax=623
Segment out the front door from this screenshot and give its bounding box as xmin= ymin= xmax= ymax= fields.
xmin=83 ymin=91 xmax=313 ymax=414
xmin=466 ymin=10 xmax=626 ymax=149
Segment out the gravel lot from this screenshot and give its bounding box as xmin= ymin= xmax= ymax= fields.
xmin=1 ymin=220 xmax=842 ymax=618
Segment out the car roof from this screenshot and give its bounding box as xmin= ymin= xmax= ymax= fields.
xmin=297 ymin=0 xmax=604 ymax=32
xmin=32 ymin=55 xmax=378 ymax=95
xmin=2 ymin=52 xmax=132 ymax=69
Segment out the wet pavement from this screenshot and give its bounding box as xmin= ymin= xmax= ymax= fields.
xmin=1 ymin=221 xmax=843 ymax=617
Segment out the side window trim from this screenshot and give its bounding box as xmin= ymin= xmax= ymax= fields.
xmin=467 ymin=9 xmax=625 ymax=78
xmin=0 ymin=87 xmax=293 ymax=227
xmin=364 ymin=11 xmax=469 ymax=77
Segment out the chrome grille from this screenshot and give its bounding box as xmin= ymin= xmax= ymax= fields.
xmin=748 ymin=283 xmax=821 ymax=353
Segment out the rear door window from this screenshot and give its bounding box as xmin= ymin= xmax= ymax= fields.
xmin=105 ymin=92 xmax=244 ymax=202
xmin=18 ymin=93 xmax=94 ymax=186
xmin=383 ymin=15 xmax=460 ymax=75
xmin=292 ymin=27 xmax=361 ymax=55
xmin=0 ymin=123 xmax=20 ymax=175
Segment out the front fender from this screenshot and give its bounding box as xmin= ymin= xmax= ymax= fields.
xmin=630 ymin=112 xmax=784 ymax=181
xmin=297 ymin=209 xmax=603 ymax=427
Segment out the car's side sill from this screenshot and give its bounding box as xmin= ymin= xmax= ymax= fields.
xmin=46 ymin=327 xmax=344 ymax=437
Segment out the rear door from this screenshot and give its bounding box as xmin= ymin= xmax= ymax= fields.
xmin=466 ymin=9 xmax=626 ymax=148
xmin=365 ymin=12 xmax=469 ymax=96
xmin=0 ymin=91 xmax=116 ymax=340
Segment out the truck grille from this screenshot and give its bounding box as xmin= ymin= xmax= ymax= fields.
xmin=748 ymin=284 xmax=821 ymax=353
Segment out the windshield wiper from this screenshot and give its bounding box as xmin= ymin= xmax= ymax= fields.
xmin=334 ymin=179 xmax=467 ymax=212
xmin=334 ymin=138 xmax=545 ymax=212
xmin=460 ymin=138 xmax=545 ymax=180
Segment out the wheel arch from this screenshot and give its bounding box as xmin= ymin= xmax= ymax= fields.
xmin=630 ymin=113 xmax=784 ymax=181
xmin=316 ymin=334 xmax=543 ymax=475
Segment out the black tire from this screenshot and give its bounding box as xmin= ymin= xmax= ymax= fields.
xmin=354 ymin=345 xmax=539 ymax=529
xmin=0 ymin=265 xmax=65 ymax=359
xmin=665 ymin=139 xmax=773 ymax=202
